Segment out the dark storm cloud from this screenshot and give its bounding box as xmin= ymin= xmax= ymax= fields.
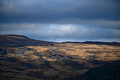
xmin=0 ymin=0 xmax=120 ymax=42
xmin=0 ymin=0 xmax=120 ymax=24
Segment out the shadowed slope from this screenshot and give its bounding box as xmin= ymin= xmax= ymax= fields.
xmin=0 ymin=35 xmax=54 ymax=47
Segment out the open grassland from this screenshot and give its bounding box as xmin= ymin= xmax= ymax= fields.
xmin=0 ymin=43 xmax=120 ymax=80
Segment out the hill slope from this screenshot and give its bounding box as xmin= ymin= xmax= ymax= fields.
xmin=0 ymin=35 xmax=54 ymax=47
xmin=0 ymin=35 xmax=120 ymax=80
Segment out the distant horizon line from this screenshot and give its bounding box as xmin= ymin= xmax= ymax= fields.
xmin=0 ymin=34 xmax=120 ymax=43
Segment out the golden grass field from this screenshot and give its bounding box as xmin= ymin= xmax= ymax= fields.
xmin=0 ymin=42 xmax=120 ymax=80
xmin=6 ymin=43 xmax=120 ymax=61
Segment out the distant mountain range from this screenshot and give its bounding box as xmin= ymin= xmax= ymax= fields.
xmin=0 ymin=35 xmax=120 ymax=47
xmin=65 ymin=41 xmax=120 ymax=46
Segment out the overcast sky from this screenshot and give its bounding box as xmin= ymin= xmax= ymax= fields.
xmin=0 ymin=0 xmax=120 ymax=42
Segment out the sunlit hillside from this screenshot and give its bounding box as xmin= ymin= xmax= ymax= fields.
xmin=0 ymin=35 xmax=120 ymax=80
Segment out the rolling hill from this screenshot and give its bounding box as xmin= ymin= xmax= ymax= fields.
xmin=0 ymin=35 xmax=120 ymax=80
xmin=0 ymin=35 xmax=54 ymax=47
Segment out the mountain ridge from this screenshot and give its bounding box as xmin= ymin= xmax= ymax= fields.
xmin=0 ymin=34 xmax=120 ymax=47
xmin=0 ymin=35 xmax=54 ymax=47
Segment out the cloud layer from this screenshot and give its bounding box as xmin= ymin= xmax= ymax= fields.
xmin=0 ymin=0 xmax=120 ymax=22
xmin=0 ymin=23 xmax=120 ymax=42
xmin=0 ymin=0 xmax=120 ymax=42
